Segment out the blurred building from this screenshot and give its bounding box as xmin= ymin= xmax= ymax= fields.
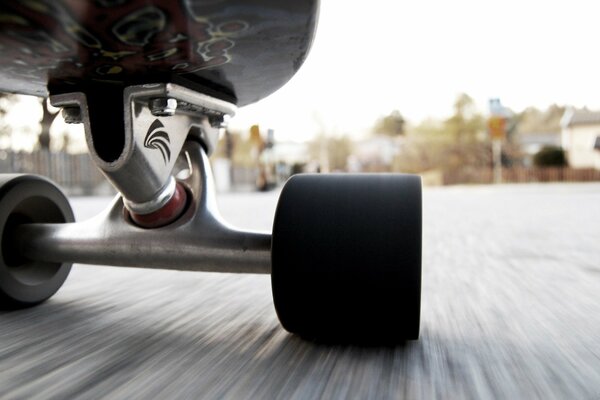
xmin=352 ymin=135 xmax=404 ymax=171
xmin=561 ymin=108 xmax=600 ymax=169
xmin=262 ymin=141 xmax=310 ymax=179
xmin=266 ymin=141 xmax=310 ymax=166
xmin=517 ymin=132 xmax=561 ymax=167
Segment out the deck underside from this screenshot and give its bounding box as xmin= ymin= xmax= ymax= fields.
xmin=0 ymin=0 xmax=318 ymax=106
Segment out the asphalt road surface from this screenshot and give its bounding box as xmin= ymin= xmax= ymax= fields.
xmin=1 ymin=183 xmax=599 ymax=399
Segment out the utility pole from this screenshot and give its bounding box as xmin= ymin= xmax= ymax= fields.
xmin=492 ymin=139 xmax=502 ymax=183
xmin=488 ymin=98 xmax=507 ymax=184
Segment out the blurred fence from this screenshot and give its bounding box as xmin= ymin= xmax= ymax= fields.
xmin=0 ymin=151 xmax=109 ymax=195
xmin=2 ymin=151 xmax=598 ymax=193
xmin=442 ymin=167 xmax=600 ymax=185
xmin=0 ymin=150 xmax=259 ymax=194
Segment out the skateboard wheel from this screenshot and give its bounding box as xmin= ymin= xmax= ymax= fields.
xmin=0 ymin=174 xmax=74 ymax=309
xmin=271 ymin=174 xmax=422 ymax=342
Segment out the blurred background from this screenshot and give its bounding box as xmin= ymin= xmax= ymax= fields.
xmin=1 ymin=0 xmax=600 ymax=193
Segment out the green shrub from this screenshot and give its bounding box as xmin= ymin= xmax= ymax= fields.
xmin=533 ymin=146 xmax=567 ymax=167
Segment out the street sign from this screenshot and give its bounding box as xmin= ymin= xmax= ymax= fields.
xmin=488 ymin=116 xmax=506 ymax=140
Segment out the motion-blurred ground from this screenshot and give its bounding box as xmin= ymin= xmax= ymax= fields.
xmin=1 ymin=183 xmax=599 ymax=399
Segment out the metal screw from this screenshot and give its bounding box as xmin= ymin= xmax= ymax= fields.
xmin=62 ymin=106 xmax=82 ymax=124
xmin=209 ymin=115 xmax=226 ymax=128
xmin=149 ymin=98 xmax=178 ymax=117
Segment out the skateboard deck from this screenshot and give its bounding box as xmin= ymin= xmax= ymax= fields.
xmin=0 ymin=0 xmax=318 ymax=106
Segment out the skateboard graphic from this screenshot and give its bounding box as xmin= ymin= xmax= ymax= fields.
xmin=0 ymin=0 xmax=421 ymax=342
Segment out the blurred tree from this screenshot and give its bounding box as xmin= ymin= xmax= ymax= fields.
xmin=372 ymin=110 xmax=405 ymax=136
xmin=397 ymin=119 xmax=449 ymax=172
xmin=440 ymin=94 xmax=487 ymax=171
xmin=308 ymin=135 xmax=353 ymax=171
xmin=38 ymin=98 xmax=59 ymax=150
xmin=391 ymin=94 xmax=488 ymax=174
xmin=0 ymin=93 xmax=17 ymax=145
xmin=0 ymin=93 xmax=12 ymax=117
xmin=444 ymin=93 xmax=484 ymax=143
xmin=533 ymin=146 xmax=567 ymax=167
xmin=0 ymin=94 xmax=65 ymax=152
xmin=515 ymin=104 xmax=565 ymax=135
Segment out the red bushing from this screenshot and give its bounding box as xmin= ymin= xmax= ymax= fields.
xmin=129 ymin=183 xmax=188 ymax=228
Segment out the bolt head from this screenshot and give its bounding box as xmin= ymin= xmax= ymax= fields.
xmin=62 ymin=106 xmax=82 ymax=124
xmin=209 ymin=115 xmax=226 ymax=128
xmin=150 ymin=98 xmax=178 ymax=117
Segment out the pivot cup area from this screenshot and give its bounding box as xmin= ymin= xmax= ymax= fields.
xmin=128 ymin=182 xmax=188 ymax=228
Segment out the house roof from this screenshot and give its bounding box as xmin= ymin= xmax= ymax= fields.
xmin=561 ymin=108 xmax=600 ymax=128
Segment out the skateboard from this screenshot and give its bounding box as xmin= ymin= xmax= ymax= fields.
xmin=0 ymin=0 xmax=422 ymax=343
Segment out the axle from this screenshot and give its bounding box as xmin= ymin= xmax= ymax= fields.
xmin=15 ymin=140 xmax=272 ymax=275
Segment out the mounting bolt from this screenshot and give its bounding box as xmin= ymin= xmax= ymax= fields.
xmin=209 ymin=115 xmax=225 ymax=128
xmin=149 ymin=97 xmax=178 ymax=117
xmin=62 ymin=106 xmax=82 ymax=124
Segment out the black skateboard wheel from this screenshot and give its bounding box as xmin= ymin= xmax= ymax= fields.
xmin=271 ymin=174 xmax=422 ymax=343
xmin=0 ymin=174 xmax=74 ymax=309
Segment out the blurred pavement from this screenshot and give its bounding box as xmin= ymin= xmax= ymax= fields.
xmin=1 ymin=183 xmax=599 ymax=399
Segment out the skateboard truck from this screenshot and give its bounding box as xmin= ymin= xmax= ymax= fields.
xmin=0 ymin=83 xmax=422 ymax=342
xmin=51 ymin=83 xmax=236 ymax=228
xmin=14 ymin=84 xmax=270 ymax=271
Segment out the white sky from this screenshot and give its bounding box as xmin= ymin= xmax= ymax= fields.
xmin=229 ymin=0 xmax=600 ymax=141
